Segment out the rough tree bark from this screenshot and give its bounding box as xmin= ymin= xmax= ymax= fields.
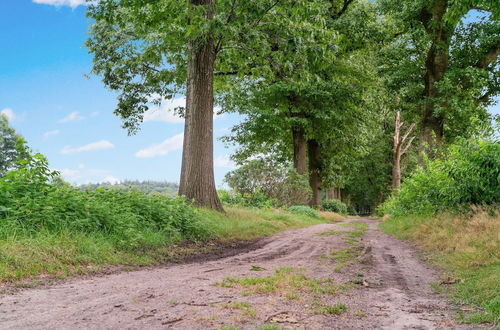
xmin=292 ymin=125 xmax=308 ymax=175
xmin=178 ymin=0 xmax=223 ymax=212
xmin=308 ymin=139 xmax=322 ymax=207
xmin=419 ymin=0 xmax=451 ymax=154
xmin=392 ymin=111 xmax=415 ymax=190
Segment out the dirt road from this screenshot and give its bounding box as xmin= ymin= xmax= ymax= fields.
xmin=0 ymin=218 xmax=480 ymax=329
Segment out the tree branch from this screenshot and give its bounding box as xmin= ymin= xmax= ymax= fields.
xmin=332 ymin=0 xmax=354 ymax=19
xmin=475 ymin=43 xmax=500 ymax=69
xmin=401 ymin=123 xmax=416 ymax=145
xmin=401 ymin=136 xmax=415 ymax=156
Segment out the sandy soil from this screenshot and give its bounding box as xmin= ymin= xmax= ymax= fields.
xmin=0 ymin=218 xmax=483 ymax=329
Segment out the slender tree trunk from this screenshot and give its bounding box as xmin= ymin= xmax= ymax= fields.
xmin=391 ymin=156 xmax=401 ymax=189
xmin=178 ymin=0 xmax=223 ymax=211
xmin=292 ymin=125 xmax=308 ymax=175
xmin=392 ymin=111 xmax=415 ymax=190
xmin=326 ymin=188 xmax=334 ymax=200
xmin=326 ymin=187 xmax=341 ymax=200
xmin=308 ymin=139 xmax=322 ymax=207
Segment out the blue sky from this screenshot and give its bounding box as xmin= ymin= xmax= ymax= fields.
xmin=0 ymin=0 xmax=239 ymax=185
xmin=0 ymin=1 xmax=498 ymax=185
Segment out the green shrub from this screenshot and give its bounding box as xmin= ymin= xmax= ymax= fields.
xmin=0 ymin=141 xmax=208 ymax=249
xmin=224 ymin=158 xmax=311 ymax=206
xmin=322 ymin=199 xmax=348 ymax=214
xmin=346 ymin=205 xmax=358 ymax=216
xmin=218 ymin=190 xmax=277 ymax=208
xmin=379 ymin=139 xmax=500 ymax=216
xmin=288 ymin=205 xmax=320 ymax=218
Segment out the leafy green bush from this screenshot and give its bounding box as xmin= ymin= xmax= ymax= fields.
xmin=322 ymin=199 xmax=348 ymax=214
xmin=0 ymin=141 xmax=209 ymax=249
xmin=224 ymin=158 xmax=311 ymax=206
xmin=218 ymin=190 xmax=277 ymax=208
xmin=288 ymin=205 xmax=320 ymax=218
xmin=346 ymin=205 xmax=358 ymax=216
xmin=379 ymin=139 xmax=500 ymax=216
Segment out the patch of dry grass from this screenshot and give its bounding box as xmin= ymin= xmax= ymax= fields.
xmin=380 ymin=207 xmax=500 ymax=324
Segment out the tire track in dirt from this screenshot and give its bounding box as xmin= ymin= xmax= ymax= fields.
xmin=0 ymin=219 xmax=484 ymax=329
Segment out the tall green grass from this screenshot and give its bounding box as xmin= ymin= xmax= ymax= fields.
xmin=0 ymin=206 xmax=328 ymax=282
xmin=0 ymin=141 xmax=329 ymax=283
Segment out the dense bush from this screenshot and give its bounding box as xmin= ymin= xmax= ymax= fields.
xmin=0 ymin=141 xmax=208 ymax=249
xmin=288 ymin=205 xmax=320 ymax=218
xmin=379 ymin=139 xmax=500 ymax=216
xmin=224 ymin=158 xmax=311 ymax=206
xmin=322 ymin=199 xmax=348 ymax=214
xmin=218 ymin=189 xmax=277 ymax=208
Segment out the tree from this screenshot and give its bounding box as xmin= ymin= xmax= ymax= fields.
xmin=391 ymin=111 xmax=415 ymax=189
xmin=0 ymin=114 xmax=21 ymax=177
xmin=224 ymin=158 xmax=311 ymax=206
xmin=220 ymin=0 xmax=383 ymax=206
xmin=379 ymin=0 xmax=499 ymax=154
xmin=86 ymin=0 xmax=326 ymax=210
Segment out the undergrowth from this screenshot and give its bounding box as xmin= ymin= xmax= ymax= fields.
xmin=0 ymin=141 xmax=329 ymax=283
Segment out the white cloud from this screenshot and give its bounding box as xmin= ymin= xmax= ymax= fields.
xmin=43 ymin=129 xmax=60 ymax=138
xmin=56 ymin=164 xmax=119 ymax=184
xmin=214 ymin=155 xmax=236 ymax=168
xmin=1 ymin=108 xmax=15 ymax=121
xmin=59 ymin=111 xmax=84 ymax=123
xmin=143 ymin=98 xmax=185 ymax=124
xmin=32 ymin=0 xmax=88 ymax=8
xmin=135 ymin=133 xmax=183 ymax=158
xmin=90 ymin=111 xmax=99 ymax=117
xmin=143 ymin=97 xmax=222 ymax=124
xmin=61 ymin=140 xmax=115 ymax=154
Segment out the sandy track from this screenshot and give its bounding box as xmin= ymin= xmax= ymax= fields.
xmin=0 ymin=218 xmax=481 ymax=329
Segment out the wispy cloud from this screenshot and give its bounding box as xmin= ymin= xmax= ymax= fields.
xmin=143 ymin=97 xmax=222 ymax=124
xmin=143 ymin=98 xmax=185 ymax=124
xmin=135 ymin=133 xmax=183 ymax=158
xmin=61 ymin=140 xmax=115 ymax=154
xmin=214 ymin=155 xmax=236 ymax=169
xmin=43 ymin=129 xmax=60 ymax=138
xmin=32 ymin=0 xmax=88 ymax=8
xmin=1 ymin=108 xmax=16 ymax=121
xmin=90 ymin=111 xmax=99 ymax=117
xmin=57 ymin=164 xmax=120 ymax=184
xmin=59 ymin=111 xmax=84 ymax=123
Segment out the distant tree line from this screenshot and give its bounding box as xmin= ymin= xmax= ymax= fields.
xmin=80 ymin=180 xmax=179 ymax=195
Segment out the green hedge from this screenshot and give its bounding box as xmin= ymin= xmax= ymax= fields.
xmin=379 ymin=139 xmax=500 ymax=216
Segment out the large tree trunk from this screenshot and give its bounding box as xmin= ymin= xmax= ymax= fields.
xmin=292 ymin=125 xmax=308 ymax=175
xmin=308 ymin=139 xmax=322 ymax=207
xmin=178 ymin=0 xmax=223 ymax=211
xmin=179 ymin=47 xmax=194 ymax=195
xmin=419 ymin=0 xmax=450 ymax=155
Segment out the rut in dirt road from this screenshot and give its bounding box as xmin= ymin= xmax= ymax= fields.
xmin=0 ymin=218 xmax=480 ymax=329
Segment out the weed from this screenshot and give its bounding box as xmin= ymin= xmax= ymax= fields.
xmin=221 ymin=302 xmax=256 ymax=319
xmin=216 ymin=267 xmax=347 ymax=298
xmin=353 ymin=310 xmax=367 ymax=317
xmin=251 ymin=265 xmax=266 ymax=271
xmin=319 ymin=303 xmax=348 ymax=315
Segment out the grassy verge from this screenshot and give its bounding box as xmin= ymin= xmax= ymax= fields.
xmin=380 ymin=208 xmax=499 ymax=324
xmin=0 ymin=206 xmax=332 ymax=284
